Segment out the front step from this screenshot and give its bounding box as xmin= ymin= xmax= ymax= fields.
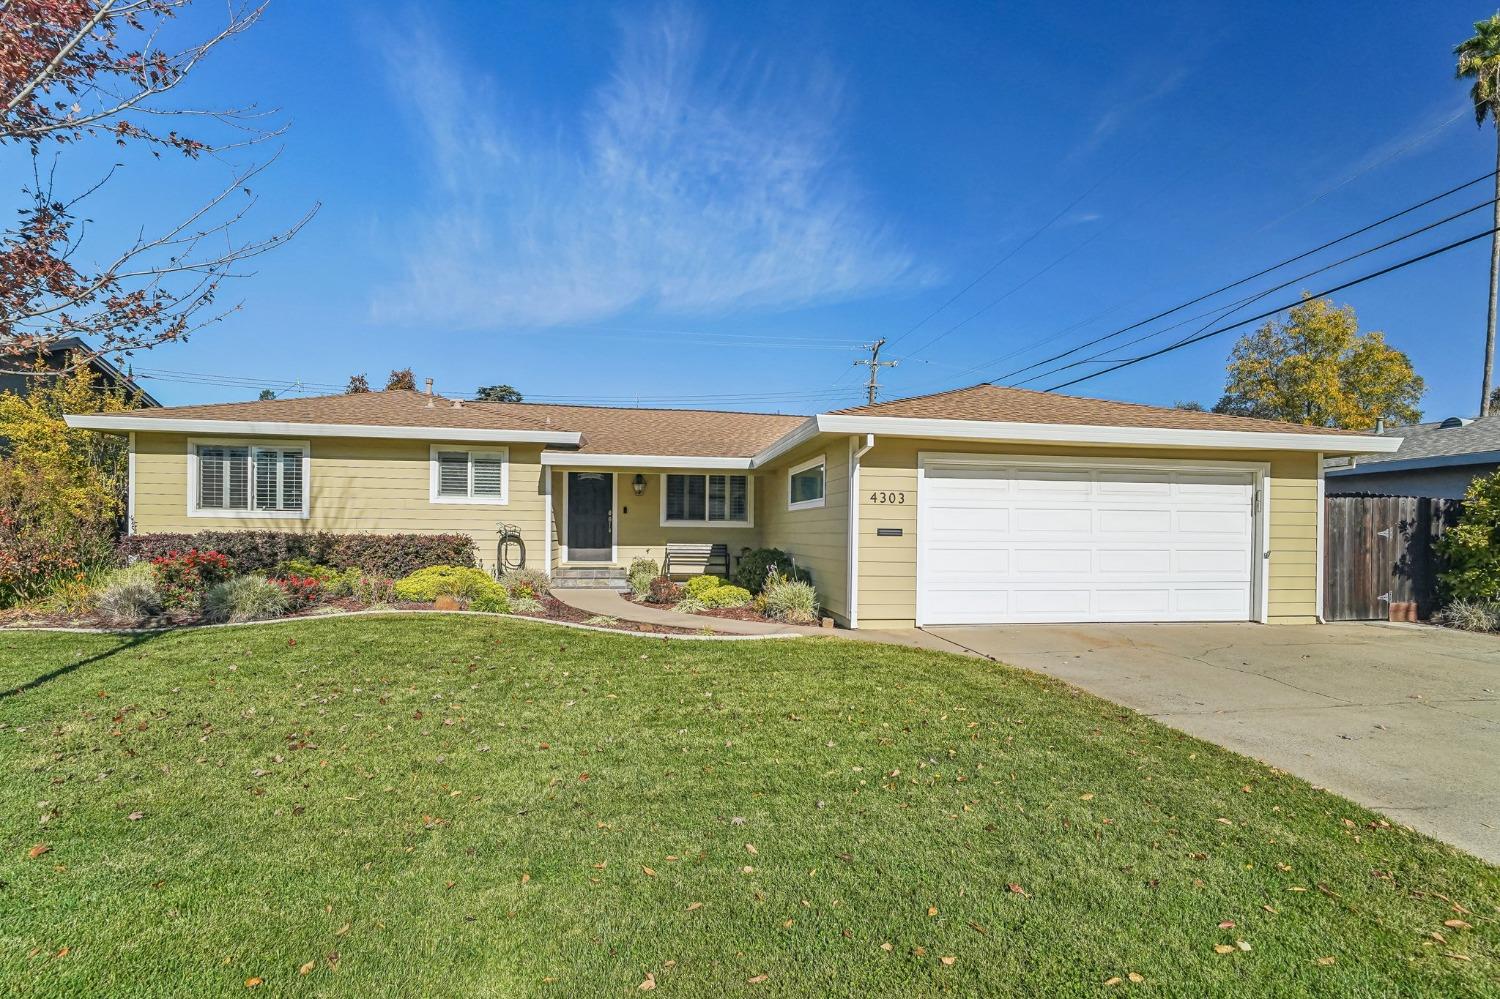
xmin=551 ymin=566 xmax=629 ymax=590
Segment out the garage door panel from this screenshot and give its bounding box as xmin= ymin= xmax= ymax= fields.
xmin=919 ymin=459 xmax=1255 ymax=625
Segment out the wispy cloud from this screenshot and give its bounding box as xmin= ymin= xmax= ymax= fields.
xmin=367 ymin=5 xmax=918 ymax=329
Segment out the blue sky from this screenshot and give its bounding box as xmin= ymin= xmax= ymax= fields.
xmin=18 ymin=1 xmax=1498 ymax=418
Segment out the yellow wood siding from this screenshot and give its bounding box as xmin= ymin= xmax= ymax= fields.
xmin=856 ymin=439 xmax=1322 ymax=628
xmin=132 ymin=433 xmax=548 ymax=574
xmin=756 ymin=439 xmax=851 ymax=623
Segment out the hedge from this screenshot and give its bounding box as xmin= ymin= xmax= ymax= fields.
xmin=118 ymin=531 xmax=477 ymax=579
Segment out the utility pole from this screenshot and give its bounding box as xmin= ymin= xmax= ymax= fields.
xmin=853 ymin=337 xmax=898 ymax=405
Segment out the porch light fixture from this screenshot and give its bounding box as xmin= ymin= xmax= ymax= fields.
xmin=632 ymin=473 xmax=646 ymax=496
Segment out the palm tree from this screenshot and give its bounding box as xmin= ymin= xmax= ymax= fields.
xmin=1457 ymin=13 xmax=1500 ymax=416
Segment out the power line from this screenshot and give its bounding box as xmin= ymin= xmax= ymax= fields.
xmin=1008 ymin=193 xmax=1499 ymax=387
xmin=965 ymin=170 xmax=1498 ymax=386
xmin=1042 ymin=226 xmax=1497 ymax=392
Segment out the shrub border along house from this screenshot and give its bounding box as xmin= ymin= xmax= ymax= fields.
xmin=67 ymin=383 xmax=1399 ymax=629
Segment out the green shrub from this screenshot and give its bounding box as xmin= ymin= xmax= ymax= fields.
xmin=95 ymin=568 xmax=164 ymax=625
xmin=683 ymin=574 xmax=724 ymax=599
xmin=278 ymin=559 xmax=357 ymax=597
xmin=393 ymin=565 xmax=508 ymax=605
xmin=733 ymin=548 xmax=811 ymax=594
xmin=470 ymin=589 xmax=511 ymax=614
xmin=1436 ymin=598 xmax=1500 ymax=632
xmin=1438 ymin=472 xmax=1500 ymax=600
xmin=498 ymin=567 xmax=550 ymax=599
xmin=203 ymin=575 xmax=290 ymax=623
xmin=699 ymin=584 xmax=751 ymax=608
xmin=762 ymin=571 xmax=819 ymax=623
xmin=627 ymin=558 xmax=660 ymax=596
xmin=673 ymin=596 xmax=706 ymax=614
xmin=352 ymin=575 xmax=396 ymax=605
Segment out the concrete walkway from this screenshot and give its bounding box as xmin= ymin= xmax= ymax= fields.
xmin=930 ymin=621 xmax=1500 ymax=863
xmin=551 ymin=589 xmax=957 ymax=652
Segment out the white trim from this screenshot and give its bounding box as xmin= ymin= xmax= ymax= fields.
xmin=428 ymin=445 xmax=510 ymax=505
xmin=126 ymin=432 xmax=136 ymax=536
xmin=1325 ymin=448 xmax=1500 ymax=477
xmin=561 ymin=471 xmax=617 ymax=563
xmin=186 ymin=437 xmax=310 ymax=520
xmin=751 ymin=417 xmax=822 ymax=467
xmin=786 ymin=453 xmax=827 ymax=511
xmin=847 ymin=434 xmax=875 ymax=630
xmin=540 ymin=452 xmax=751 ymax=469
xmin=1315 ymin=453 xmax=1325 ymax=623
xmin=542 ymin=471 xmax=553 ymax=577
xmin=817 ymin=414 xmax=1400 ymax=456
xmin=65 ymin=414 xmax=580 ymax=445
xmin=914 ymin=452 xmax=1271 ymax=627
xmin=658 ymin=472 xmax=756 ymax=528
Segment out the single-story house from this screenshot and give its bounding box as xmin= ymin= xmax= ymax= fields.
xmin=66 ymin=383 xmax=1397 ymax=629
xmin=1325 ymin=414 xmax=1500 ymax=499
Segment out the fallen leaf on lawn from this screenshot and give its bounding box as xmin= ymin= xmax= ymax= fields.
xmin=741 ymin=866 xmax=754 ymax=874
xmin=638 ymin=972 xmax=656 ymax=991
xmin=1444 ymin=919 xmax=1473 ymax=930
xmin=1218 ymin=920 xmax=1235 ymax=929
xmin=1104 ymin=977 xmax=1123 ymax=986
xmin=299 ymin=960 xmax=315 ymax=975
xmin=927 ymin=906 xmax=939 ymax=917
xmin=912 ymin=946 xmax=927 ymax=957
xmin=744 ymin=843 xmax=758 ymax=855
xmin=747 ymin=974 xmax=769 ymax=984
xmin=1216 ymin=817 xmax=1233 ymax=825
xmin=642 ymin=866 xmax=656 ymax=877
xmin=1213 ymin=945 xmax=1235 ymax=955
xmin=1288 ymin=886 xmax=1308 ymax=892
xmin=28 ymin=843 xmax=49 ymax=859
xmin=245 ymin=978 xmax=262 ymax=989
xmin=686 ymin=902 xmax=703 ymax=911
xmin=520 ymin=873 xmax=530 ymax=885
xmin=1236 ymin=941 xmax=1252 ymax=952
xmin=56 ymin=946 xmax=69 ymax=957
xmin=334 ymin=923 xmax=350 ymax=936
xmin=127 ymin=811 xmax=145 ymax=821
xmin=880 ymin=942 xmax=893 ymax=952
xmin=1007 ymin=883 xmax=1030 ymax=897
xmin=940 ymin=956 xmax=956 ymax=966
xmin=1262 ymin=905 xmax=1278 ymax=914
xmin=1444 ymin=952 xmax=1472 ymax=962
xmin=783 ymin=918 xmax=794 ymax=928
xmin=1431 ymin=931 xmax=1448 ymax=944
xmin=1080 ymin=793 xmax=1095 ymax=801
xmin=1128 ymin=972 xmax=1144 ymax=983
xmin=1315 ymin=957 xmax=1335 ymax=966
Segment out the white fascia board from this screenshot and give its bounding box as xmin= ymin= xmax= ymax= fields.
xmin=540 ymin=452 xmax=753 ymax=469
xmin=813 ymin=413 xmax=1401 ymax=455
xmin=63 ymin=414 xmax=582 ymax=445
xmin=749 ymin=417 xmax=822 ymax=467
xmin=1325 ymin=448 xmax=1500 ymax=476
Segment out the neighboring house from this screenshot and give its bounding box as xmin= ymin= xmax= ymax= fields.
xmin=1325 ymin=415 xmax=1500 ymax=499
xmin=0 ymin=337 xmax=161 ymax=406
xmin=65 ymin=383 xmax=1394 ymax=629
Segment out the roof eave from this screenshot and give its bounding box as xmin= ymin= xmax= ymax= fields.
xmin=1327 ymin=448 xmax=1500 ymax=476
xmin=540 ymin=452 xmax=753 ymax=469
xmin=63 ymin=414 xmax=582 ymax=445
xmin=813 ymin=414 xmax=1400 ymax=454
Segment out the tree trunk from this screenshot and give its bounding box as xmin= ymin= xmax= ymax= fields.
xmin=1483 ymin=126 xmax=1500 ymax=417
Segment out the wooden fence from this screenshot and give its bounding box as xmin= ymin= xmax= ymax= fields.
xmin=1323 ymin=494 xmax=1461 ymax=621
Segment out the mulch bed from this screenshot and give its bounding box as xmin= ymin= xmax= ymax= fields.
xmin=624 ymin=594 xmax=825 ymax=628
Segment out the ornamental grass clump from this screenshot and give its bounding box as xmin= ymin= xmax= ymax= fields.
xmin=498 ymin=567 xmax=549 ymax=600
xmin=203 ymin=575 xmax=289 ymax=624
xmin=762 ymin=569 xmax=819 ymax=623
xmin=94 ymin=566 xmax=164 ymax=626
xmin=627 ymin=558 xmax=659 ymax=596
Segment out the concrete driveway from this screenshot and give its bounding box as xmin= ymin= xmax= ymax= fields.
xmin=928 ymin=622 xmax=1500 ymax=863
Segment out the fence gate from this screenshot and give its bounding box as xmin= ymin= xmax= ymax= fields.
xmin=1323 ymin=495 xmax=1459 ymax=621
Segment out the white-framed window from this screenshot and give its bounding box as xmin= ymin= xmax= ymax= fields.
xmin=787 ymin=454 xmax=826 ymax=511
xmin=430 ymin=445 xmax=509 ymax=504
xmin=187 ymin=438 xmax=309 ymax=519
xmin=660 ymin=473 xmax=753 ymax=526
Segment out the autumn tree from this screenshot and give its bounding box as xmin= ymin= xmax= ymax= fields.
xmin=476 ymin=384 xmax=523 ymax=402
xmin=1212 ymin=295 xmax=1424 ymax=429
xmin=346 ymin=373 xmax=370 ymax=394
xmin=0 ymin=1 xmax=313 ymax=374
xmin=385 ymin=368 xmax=416 ymax=391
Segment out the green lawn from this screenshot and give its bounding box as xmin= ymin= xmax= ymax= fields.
xmin=1 ymin=616 xmax=1495 ymax=997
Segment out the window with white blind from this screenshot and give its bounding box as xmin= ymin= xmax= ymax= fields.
xmin=787 ymin=454 xmax=826 ymax=510
xmin=430 ymin=445 xmax=508 ymax=504
xmin=661 ymin=473 xmax=752 ymax=526
xmin=189 ymin=440 xmax=308 ymax=518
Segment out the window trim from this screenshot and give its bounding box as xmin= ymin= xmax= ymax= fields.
xmin=186 ymin=437 xmax=310 ymax=520
xmin=429 ymin=444 xmax=510 ymax=505
xmin=786 ymin=453 xmax=827 ymax=511
xmin=658 ymin=472 xmax=754 ymax=527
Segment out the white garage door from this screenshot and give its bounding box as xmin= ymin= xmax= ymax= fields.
xmin=918 ymin=458 xmax=1257 ymax=625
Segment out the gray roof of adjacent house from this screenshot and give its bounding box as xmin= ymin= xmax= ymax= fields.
xmin=1326 ymin=414 xmax=1500 ymax=477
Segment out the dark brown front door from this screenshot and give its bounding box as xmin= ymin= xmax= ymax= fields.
xmin=567 ymin=472 xmax=613 ymax=561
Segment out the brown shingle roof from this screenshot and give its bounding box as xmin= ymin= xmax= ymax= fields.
xmin=832 ymin=384 xmax=1366 ymax=436
xmin=470 ymin=401 xmax=808 ymax=457
xmin=113 ymin=389 xmax=565 ymax=433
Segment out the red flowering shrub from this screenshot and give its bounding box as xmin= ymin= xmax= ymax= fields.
xmin=270 ymin=573 xmax=322 ymax=609
xmin=151 ymin=549 xmax=232 ymax=609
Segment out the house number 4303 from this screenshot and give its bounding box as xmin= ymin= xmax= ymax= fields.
xmin=868 ymin=490 xmax=906 ymax=504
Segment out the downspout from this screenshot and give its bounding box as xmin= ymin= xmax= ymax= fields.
xmin=1315 ymin=452 xmax=1326 ymax=624
xmin=846 ymin=434 xmax=876 ymax=629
